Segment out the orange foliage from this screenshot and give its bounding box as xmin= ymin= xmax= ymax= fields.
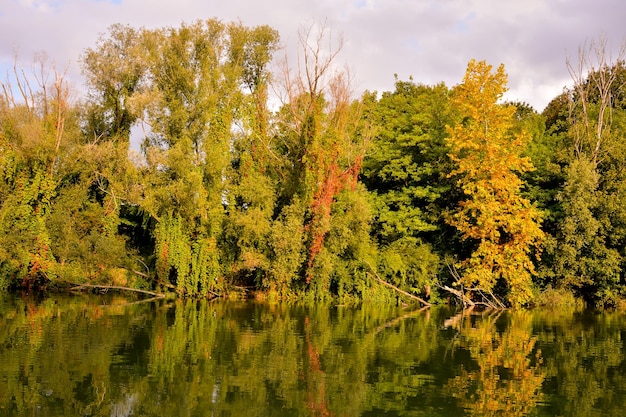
xmin=305 ymin=151 xmax=363 ymax=284
xmin=304 ymin=315 xmax=332 ymax=416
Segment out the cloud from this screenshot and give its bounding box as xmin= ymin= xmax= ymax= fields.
xmin=1 ymin=0 xmax=625 ymax=111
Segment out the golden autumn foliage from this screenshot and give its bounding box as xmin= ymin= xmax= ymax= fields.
xmin=445 ymin=310 xmax=545 ymax=416
xmin=446 ymin=60 xmax=544 ymax=307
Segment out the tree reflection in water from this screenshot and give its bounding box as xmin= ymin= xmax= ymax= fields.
xmin=2 ymin=294 xmax=626 ymax=416
xmin=445 ymin=308 xmax=545 ymax=416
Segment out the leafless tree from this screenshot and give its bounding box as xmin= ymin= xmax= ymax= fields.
xmin=566 ymin=35 xmax=626 ymax=166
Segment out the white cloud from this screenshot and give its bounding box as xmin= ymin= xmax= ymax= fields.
xmin=1 ymin=0 xmax=625 ymax=111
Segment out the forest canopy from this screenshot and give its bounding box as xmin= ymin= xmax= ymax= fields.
xmin=1 ymin=19 xmax=625 ymax=308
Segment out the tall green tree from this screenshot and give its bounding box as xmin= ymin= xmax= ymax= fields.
xmin=544 ymin=39 xmax=626 ymax=305
xmin=134 ymin=20 xmax=279 ymax=296
xmin=360 ymin=79 xmax=456 ymax=298
xmin=221 ymin=25 xmax=287 ymax=291
xmin=82 ymin=24 xmax=148 ymax=143
xmin=446 ymin=59 xmax=544 ymax=307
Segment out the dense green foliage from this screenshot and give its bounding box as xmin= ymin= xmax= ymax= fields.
xmin=2 ymin=21 xmax=626 ymax=307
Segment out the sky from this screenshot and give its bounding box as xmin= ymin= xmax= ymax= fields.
xmin=1 ymin=0 xmax=625 ymax=111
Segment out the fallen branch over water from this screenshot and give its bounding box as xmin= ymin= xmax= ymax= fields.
xmin=440 ymin=261 xmax=506 ymax=309
xmin=441 ymin=285 xmax=475 ymax=307
xmin=365 ymin=261 xmax=431 ymax=307
xmin=70 ymin=283 xmax=165 ymax=298
xmin=439 ymin=284 xmax=507 ymax=309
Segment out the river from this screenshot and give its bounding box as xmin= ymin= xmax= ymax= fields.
xmin=1 ymin=293 xmax=625 ymax=416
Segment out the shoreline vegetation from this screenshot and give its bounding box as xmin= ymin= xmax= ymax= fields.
xmin=2 ymin=20 xmax=626 ymax=309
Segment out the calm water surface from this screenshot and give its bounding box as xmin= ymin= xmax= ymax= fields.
xmin=1 ymin=293 xmax=625 ymax=416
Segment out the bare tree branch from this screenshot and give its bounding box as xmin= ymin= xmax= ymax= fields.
xmin=566 ymin=36 xmax=626 ymax=167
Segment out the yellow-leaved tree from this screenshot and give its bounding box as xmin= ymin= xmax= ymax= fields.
xmin=446 ymin=59 xmax=544 ymax=307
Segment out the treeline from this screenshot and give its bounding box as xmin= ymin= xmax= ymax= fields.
xmin=1 ymin=20 xmax=625 ymax=307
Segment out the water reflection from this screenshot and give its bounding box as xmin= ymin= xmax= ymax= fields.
xmin=444 ymin=309 xmax=544 ymax=416
xmin=1 ymin=294 xmax=626 ymax=416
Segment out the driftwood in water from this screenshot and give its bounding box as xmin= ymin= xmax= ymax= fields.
xmin=70 ymin=283 xmax=165 ymax=298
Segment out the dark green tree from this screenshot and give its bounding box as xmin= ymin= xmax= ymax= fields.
xmin=360 ymin=78 xmax=456 ymax=299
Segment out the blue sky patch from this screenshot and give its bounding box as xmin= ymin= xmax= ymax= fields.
xmin=453 ymin=12 xmax=476 ymax=34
